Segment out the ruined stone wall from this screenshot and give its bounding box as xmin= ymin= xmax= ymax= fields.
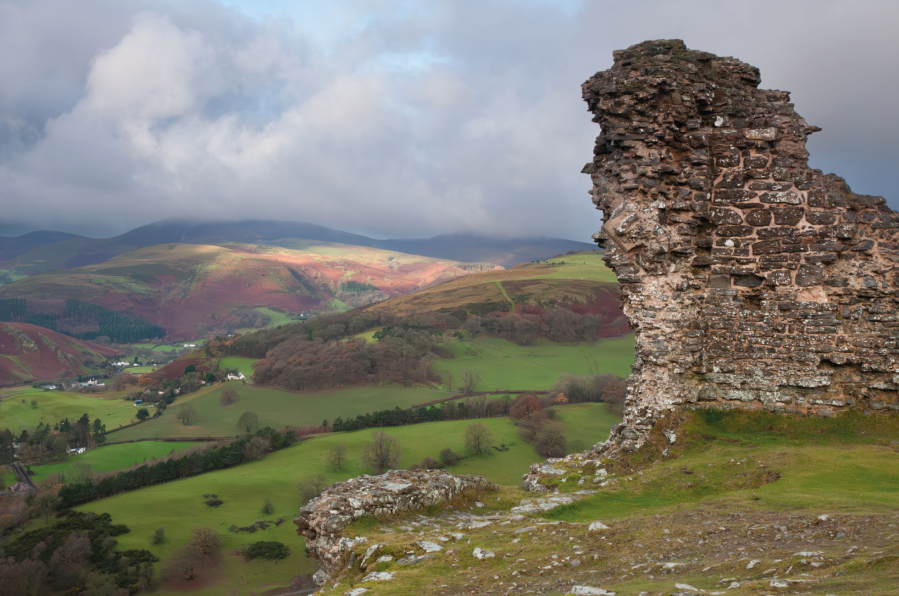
xmin=584 ymin=40 xmax=899 ymax=454
xmin=295 ymin=469 xmax=495 ymax=585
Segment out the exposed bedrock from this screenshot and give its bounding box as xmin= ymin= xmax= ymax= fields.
xmin=294 ymin=469 xmax=496 ymax=585
xmin=581 ymin=39 xmax=899 ymax=456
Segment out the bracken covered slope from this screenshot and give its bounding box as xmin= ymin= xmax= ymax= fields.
xmin=0 ymin=243 xmax=496 ymax=340
xmin=583 ymin=39 xmax=899 ymax=454
xmin=0 ymin=322 xmax=117 ymax=386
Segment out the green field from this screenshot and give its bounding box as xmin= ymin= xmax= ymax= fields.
xmin=131 ymin=343 xmax=181 ymax=352
xmin=0 ymin=390 xmax=138 ymax=432
xmin=123 ymin=365 xmax=160 ymax=374
xmin=75 ymin=405 xmax=617 ymax=595
xmin=254 ymin=306 xmax=294 ymax=326
xmin=433 ymin=335 xmax=635 ymax=391
xmin=29 ymin=441 xmax=200 ymax=482
xmin=526 ymin=251 xmax=618 ymax=282
xmin=110 ymin=384 xmax=457 ymax=440
xmin=220 ymin=356 xmax=258 ymax=377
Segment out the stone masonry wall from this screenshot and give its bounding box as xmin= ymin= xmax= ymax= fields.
xmin=295 ymin=469 xmax=495 ymax=585
xmin=584 ymin=40 xmax=899 ymax=455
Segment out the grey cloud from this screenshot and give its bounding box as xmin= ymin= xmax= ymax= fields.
xmin=0 ymin=0 xmax=897 ymax=242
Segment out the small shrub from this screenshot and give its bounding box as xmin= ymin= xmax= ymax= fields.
xmin=439 ymin=448 xmax=462 ymax=466
xmin=421 ymin=456 xmax=441 ymax=469
xmin=245 ymin=541 xmax=289 ymax=561
xmin=262 ymin=499 xmax=274 ymax=515
xmin=152 ymin=528 xmax=165 ymax=544
xmin=204 ymin=498 xmax=223 ymax=507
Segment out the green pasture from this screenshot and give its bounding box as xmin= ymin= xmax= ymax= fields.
xmin=110 ymin=384 xmax=456 ymax=440
xmin=131 ymin=343 xmax=181 ymax=352
xmin=29 ymin=441 xmax=200 ymax=482
xmin=0 ymin=390 xmax=138 ymax=433
xmin=254 ymin=306 xmax=294 ymax=326
xmin=1 ymin=465 xmax=17 ymax=488
xmin=124 ymin=366 xmax=160 ymax=374
xmin=75 ymin=406 xmax=616 ymax=594
xmin=220 ymin=356 xmax=258 ymax=377
xmin=549 ymin=410 xmax=899 ymax=524
xmin=525 ymin=251 xmax=618 ymax=282
xmin=433 ymin=335 xmax=635 ymax=391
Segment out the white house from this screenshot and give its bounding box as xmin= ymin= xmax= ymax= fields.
xmin=226 ymin=372 xmax=246 ymax=381
xmin=67 ymin=447 xmax=86 ymax=455
xmin=183 ymin=344 xmax=197 ymax=348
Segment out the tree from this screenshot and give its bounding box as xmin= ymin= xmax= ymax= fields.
xmin=361 ymin=431 xmax=402 ymax=474
xmin=510 ymin=394 xmax=542 ymax=419
xmin=536 ymin=429 xmax=567 ymax=457
xmin=460 ymin=368 xmax=481 ymax=393
xmin=91 ymin=418 xmax=106 ymax=445
xmin=164 ymin=545 xmax=205 ymax=581
xmin=464 ymin=422 xmax=494 ymax=455
xmin=190 ymin=527 xmax=222 ymax=555
xmin=299 ymin=473 xmax=329 ymax=504
xmin=237 ymin=411 xmax=260 ymax=435
xmin=327 ymin=443 xmax=347 ymax=471
xmin=175 ymin=403 xmax=196 ymax=426
xmin=30 ymin=399 xmax=37 ymax=409
xmin=445 ymin=372 xmax=455 ymax=391
xmin=518 ymin=410 xmax=547 ymax=442
xmin=439 ymin=447 xmax=462 ymax=465
xmin=183 ymin=364 xmax=196 ymax=374
xmin=262 ymin=499 xmax=274 ymax=514
xmin=33 ymin=493 xmax=57 ymax=523
xmin=242 ymin=436 xmax=270 ymax=461
xmin=220 ymin=387 xmax=238 ymax=405
xmin=554 ymin=392 xmax=569 ymax=405
xmin=136 ymin=408 xmax=150 ymax=421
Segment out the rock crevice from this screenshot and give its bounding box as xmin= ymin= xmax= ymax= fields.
xmin=583 ymin=39 xmax=899 ymax=454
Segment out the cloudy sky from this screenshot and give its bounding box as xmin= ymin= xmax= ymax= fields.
xmin=1 ymin=0 xmax=896 ymax=241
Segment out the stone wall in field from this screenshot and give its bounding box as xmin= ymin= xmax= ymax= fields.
xmin=583 ymin=39 xmax=899 ymax=455
xmin=295 ymin=469 xmax=495 ymax=585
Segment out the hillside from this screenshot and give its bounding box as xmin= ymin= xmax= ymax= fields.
xmin=0 ymin=322 xmax=117 ymax=386
xmin=363 ymin=251 xmax=629 ymax=338
xmin=0 ymin=219 xmax=595 ymax=280
xmin=0 ymin=242 xmax=495 ymax=340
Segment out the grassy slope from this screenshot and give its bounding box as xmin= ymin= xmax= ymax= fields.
xmin=219 ymin=356 xmax=258 ymax=377
xmin=75 ymin=405 xmax=617 ymax=595
xmin=433 ymin=335 xmax=635 ymax=391
xmin=29 ymin=441 xmax=200 ymax=481
xmin=0 ymin=390 xmax=138 ymax=433
xmin=111 ymin=384 xmax=457 ymax=440
xmin=364 ymin=251 xmax=620 ymax=318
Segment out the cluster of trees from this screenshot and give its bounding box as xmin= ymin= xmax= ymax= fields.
xmin=251 ymin=332 xmax=439 ymax=390
xmin=507 ymin=394 xmax=576 ymax=457
xmin=1 ymin=414 xmax=107 ymax=466
xmin=0 ymin=510 xmax=157 ymax=595
xmin=57 ymin=428 xmax=296 ymax=508
xmin=549 ymin=373 xmax=628 ymax=410
xmin=0 ymin=298 xmax=164 ymax=343
xmin=331 ymin=394 xmax=512 ymax=433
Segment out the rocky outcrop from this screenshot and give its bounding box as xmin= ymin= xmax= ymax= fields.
xmin=582 ymin=39 xmax=899 ymax=455
xmin=294 ymin=469 xmax=496 ymax=585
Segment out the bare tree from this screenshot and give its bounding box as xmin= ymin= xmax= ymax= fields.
xmin=464 ymin=422 xmax=494 ymax=455
xmin=33 ymin=492 xmax=56 ymax=523
xmin=220 ymin=387 xmax=238 ymax=405
xmin=242 ymin=436 xmax=271 ymax=461
xmin=175 ymin=403 xmax=196 ymax=425
xmin=460 ymin=368 xmax=481 ymax=393
xmin=445 ymin=372 xmax=455 ymax=391
xmin=299 ymin=473 xmax=329 ymax=504
xmin=190 ymin=527 xmax=222 ymax=555
xmin=328 ymin=443 xmax=347 ymax=472
xmin=361 ymin=431 xmax=402 ymax=474
xmin=164 ymin=545 xmax=205 ymax=581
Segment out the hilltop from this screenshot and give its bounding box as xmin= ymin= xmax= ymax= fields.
xmin=0 ymin=242 xmax=495 ymax=340
xmin=0 ymin=219 xmax=595 ymax=281
xmin=0 ymin=322 xmax=117 ymax=386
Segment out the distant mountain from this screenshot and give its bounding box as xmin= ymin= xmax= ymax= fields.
xmin=0 ymin=322 xmax=117 ymax=386
xmin=0 ymin=219 xmax=596 ymax=280
xmin=0 ymin=242 xmax=496 ymax=340
xmin=378 ymin=233 xmax=597 ymax=268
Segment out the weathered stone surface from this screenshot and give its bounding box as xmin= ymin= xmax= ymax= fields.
xmin=580 ymin=39 xmax=899 ymax=454
xmin=295 ymin=469 xmax=495 ymax=584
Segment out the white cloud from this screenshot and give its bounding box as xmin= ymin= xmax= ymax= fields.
xmin=0 ymin=0 xmax=897 ymax=240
